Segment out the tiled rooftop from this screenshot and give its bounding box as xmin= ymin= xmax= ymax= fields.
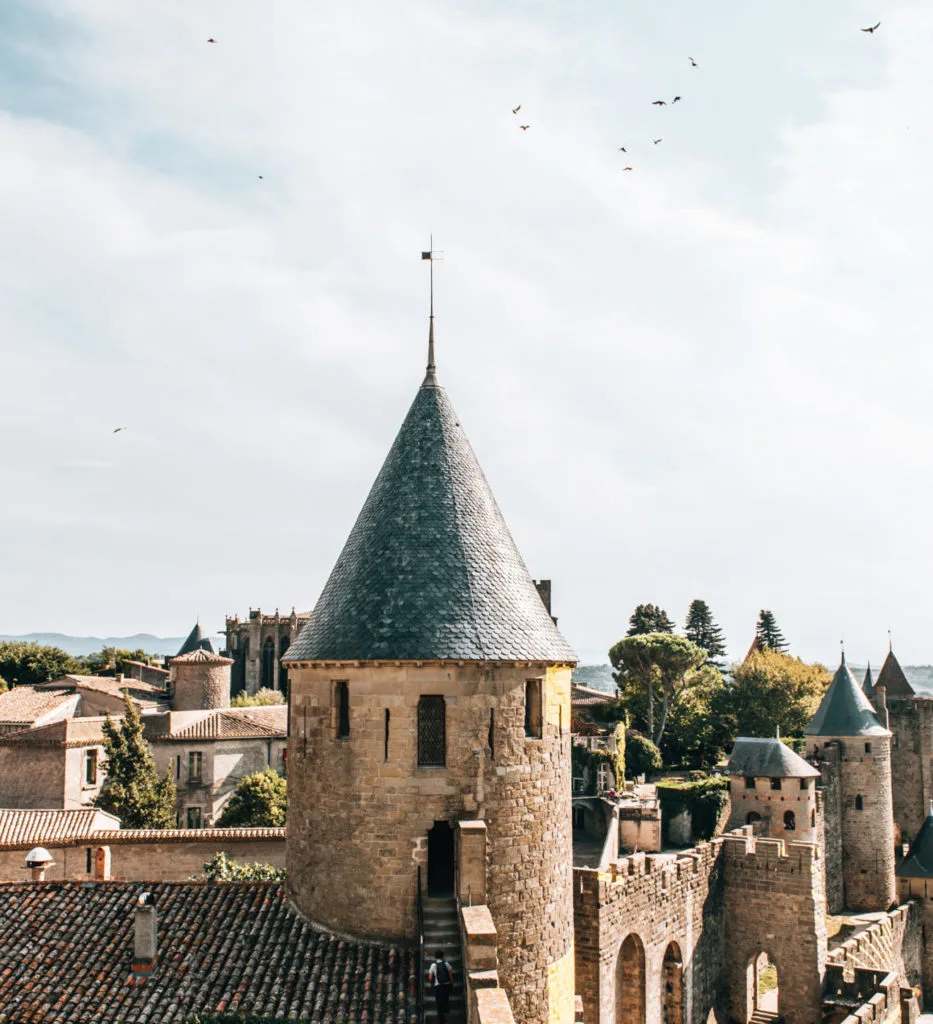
xmin=157 ymin=707 xmax=287 ymax=741
xmin=0 ymin=717 xmax=107 ymax=748
xmin=171 ymin=648 xmax=233 ymax=666
xmin=0 ymin=686 xmax=79 ymax=726
xmin=0 ymin=881 xmax=418 ymax=1023
xmin=84 ymin=827 xmax=286 ymax=845
xmin=0 ymin=808 xmax=121 ymax=848
xmin=62 ymin=674 xmax=170 ymax=707
xmin=571 ymin=683 xmax=614 ymax=708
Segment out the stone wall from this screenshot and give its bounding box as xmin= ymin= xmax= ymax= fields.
xmin=287 ymin=660 xmax=575 ymax=1024
xmin=898 ymin=880 xmax=933 ymax=1003
xmin=817 ymin=751 xmax=844 ymax=914
xmin=0 ymin=745 xmax=66 ymax=807
xmin=722 ymin=835 xmax=826 ymax=1024
xmin=825 ymin=902 xmax=920 ymax=990
xmin=171 ymin=658 xmax=233 ymax=712
xmin=0 ymin=831 xmax=285 ymax=882
xmin=728 ymin=774 xmax=818 ymax=844
xmin=573 ymin=842 xmax=726 ymax=1024
xmin=887 ymin=698 xmax=933 ymax=843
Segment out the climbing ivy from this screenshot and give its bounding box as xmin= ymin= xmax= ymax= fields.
xmin=656 ymin=776 xmax=729 ymax=841
xmin=571 ymin=723 xmax=626 ymax=793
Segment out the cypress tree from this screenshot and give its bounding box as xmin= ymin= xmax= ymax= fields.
xmin=683 ymin=599 xmax=727 ymax=666
xmin=626 ymin=603 xmax=675 ymax=636
xmin=95 ymin=692 xmax=177 ymax=828
xmin=755 ymin=609 xmax=789 ymax=653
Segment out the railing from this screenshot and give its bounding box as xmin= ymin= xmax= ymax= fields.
xmin=417 ymin=865 xmax=425 ymax=1024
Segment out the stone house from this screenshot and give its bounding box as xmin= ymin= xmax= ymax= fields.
xmin=0 ymin=684 xmax=80 ymax=735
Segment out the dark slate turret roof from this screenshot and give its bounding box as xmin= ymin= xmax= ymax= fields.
xmin=176 ymin=622 xmax=215 ymax=657
xmin=875 ymin=648 xmax=915 ymax=697
xmin=805 ymin=655 xmax=889 ymax=737
xmin=285 ymin=370 xmax=576 ymax=663
xmin=899 ymin=805 xmax=933 ymax=878
xmin=726 ymin=737 xmax=820 ymax=778
xmin=863 ymin=661 xmax=874 ymax=697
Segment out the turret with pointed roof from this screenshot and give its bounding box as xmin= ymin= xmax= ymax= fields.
xmin=862 ymin=661 xmax=874 ymax=697
xmin=875 ymin=647 xmax=915 ymax=698
xmin=175 ymin=622 xmax=215 ymax=658
xmin=284 ymin=309 xmax=576 ymax=1024
xmin=899 ymin=803 xmax=933 ymax=879
xmin=805 ymin=651 xmax=896 ymax=911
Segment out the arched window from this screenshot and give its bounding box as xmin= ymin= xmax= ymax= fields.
xmin=278 ymin=636 xmax=290 ymax=694
xmin=855 ymin=795 xmax=864 ymax=811
xmin=662 ymin=943 xmax=684 ymax=1024
xmin=746 ymin=811 xmax=761 ymax=825
xmin=783 ymin=810 xmax=795 ymax=831
xmin=418 ymin=696 xmax=446 ymax=767
xmin=261 ymin=637 xmax=275 ymax=690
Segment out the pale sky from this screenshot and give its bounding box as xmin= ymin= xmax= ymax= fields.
xmin=2 ymin=0 xmax=932 ymax=666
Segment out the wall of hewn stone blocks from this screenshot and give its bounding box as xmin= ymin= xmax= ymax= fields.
xmin=887 ymin=699 xmax=933 ymax=844
xmin=831 ymin=900 xmax=922 ymax=994
xmin=817 ymin=751 xmax=844 ymax=914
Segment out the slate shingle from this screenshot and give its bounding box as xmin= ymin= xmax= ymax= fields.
xmin=284 ymin=377 xmax=576 ymax=664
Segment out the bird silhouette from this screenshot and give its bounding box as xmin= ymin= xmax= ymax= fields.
xmin=520 ymin=124 xmax=530 ymax=130
xmin=672 ymin=96 xmax=681 ymax=103
xmin=258 ymin=175 xmax=263 ymax=179
xmin=512 ymin=105 xmax=521 ymax=114
xmin=653 ymin=138 xmax=663 ymax=145
xmin=619 ymin=146 xmax=627 ymax=152
xmin=113 ymin=427 xmax=127 ymax=434
xmin=861 ymin=22 xmax=881 ymax=32
xmin=623 ymin=167 xmax=633 ymax=171
xmin=207 ymin=38 xmax=216 ymax=43
xmin=652 ymin=100 xmax=666 ymax=106
xmin=689 ymin=57 xmax=698 ymax=67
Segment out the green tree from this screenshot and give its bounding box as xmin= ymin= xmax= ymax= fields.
xmin=625 ymin=731 xmax=663 ymax=778
xmin=230 ymin=688 xmax=285 ymax=707
xmin=80 ymin=647 xmax=156 ymax=676
xmin=216 ymin=767 xmax=287 ymax=827
xmin=610 ymin=632 xmax=707 ymax=746
xmin=720 ymin=649 xmax=830 ymax=737
xmin=0 ymin=641 xmax=85 ymax=687
xmin=95 ymin=692 xmax=176 ymax=828
xmin=658 ymin=664 xmax=732 ymax=769
xmin=684 ymin=600 xmax=727 ymax=666
xmin=203 ymin=851 xmax=285 ymax=881
xmin=0 ymin=676 xmax=7 ymax=693
xmin=755 ymin=609 xmax=789 ymax=653
xmin=626 ymin=603 xmax=675 ymax=637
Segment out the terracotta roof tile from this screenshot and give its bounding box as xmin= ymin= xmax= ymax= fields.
xmin=0 ymin=686 xmax=79 ymax=726
xmin=160 ymin=708 xmax=286 ymax=740
xmin=0 ymin=880 xmax=418 ymax=1023
xmin=171 ymin=649 xmax=233 ymax=666
xmin=0 ymin=717 xmax=107 ymax=748
xmin=0 ymin=809 xmax=121 ymax=848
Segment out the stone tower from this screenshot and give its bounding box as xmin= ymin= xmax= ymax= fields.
xmin=805 ymin=653 xmax=896 ymax=910
xmin=169 ymin=648 xmax=233 ymax=711
xmin=283 ymin=330 xmax=577 ymax=1024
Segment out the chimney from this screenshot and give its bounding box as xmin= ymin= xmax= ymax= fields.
xmin=877 ymin=685 xmax=890 ymax=730
xmin=533 ymin=579 xmax=557 ymax=624
xmin=25 ymin=847 xmax=54 ymax=881
xmin=115 ymin=672 xmax=124 ymax=684
xmin=133 ymin=893 xmax=158 ymax=974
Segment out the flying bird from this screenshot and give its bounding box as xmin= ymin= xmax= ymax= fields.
xmin=112 ymin=427 xmax=126 ymax=434
xmin=207 ymin=37 xmax=217 ymax=43
xmin=653 ymin=138 xmax=663 ymax=145
xmin=623 ymin=167 xmax=633 ymax=171
xmin=258 ymin=175 xmax=263 ymax=179
xmin=861 ymin=22 xmax=881 ymax=32
xmin=618 ymin=146 xmax=627 ymax=152
xmin=689 ymin=57 xmax=698 ymax=67
xmin=512 ymin=105 xmax=521 ymax=114
xmin=520 ymin=124 xmax=530 ymax=130
xmin=672 ymin=96 xmax=681 ymax=103
xmin=652 ymin=100 xmax=666 ymax=106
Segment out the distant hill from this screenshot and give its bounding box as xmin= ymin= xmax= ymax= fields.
xmin=572 ymin=664 xmax=616 ymax=693
xmin=0 ymin=633 xmax=222 ymax=657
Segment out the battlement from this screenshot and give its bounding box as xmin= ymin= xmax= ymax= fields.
xmin=722 ymin=833 xmax=821 ymax=870
xmin=826 ymin=904 xmax=915 ymax=970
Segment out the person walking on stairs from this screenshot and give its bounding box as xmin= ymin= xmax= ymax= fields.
xmin=429 ymin=949 xmax=454 ymax=1024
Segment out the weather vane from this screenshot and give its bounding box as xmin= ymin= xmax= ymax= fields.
xmin=421 ymin=237 xmax=443 ymax=384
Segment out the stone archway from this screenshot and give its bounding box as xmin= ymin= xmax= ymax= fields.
xmin=616 ymin=933 xmax=646 ymax=1024
xmin=745 ymin=952 xmax=778 ymax=1021
xmin=662 ymin=942 xmax=684 ymax=1024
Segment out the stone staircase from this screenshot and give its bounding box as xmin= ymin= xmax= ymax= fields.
xmin=750 ymin=1010 xmax=783 ymax=1024
xmin=422 ymin=898 xmax=465 ymax=1024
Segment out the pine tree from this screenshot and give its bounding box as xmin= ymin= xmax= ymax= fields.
xmin=755 ymin=609 xmax=789 ymax=653
xmin=626 ymin=603 xmax=675 ymax=637
xmin=95 ymin=692 xmax=177 ymax=828
xmin=683 ymin=599 xmax=727 ymax=666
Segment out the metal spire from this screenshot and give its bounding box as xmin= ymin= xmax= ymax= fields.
xmin=421 ymin=237 xmax=442 ymax=386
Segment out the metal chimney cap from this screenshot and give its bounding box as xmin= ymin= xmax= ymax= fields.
xmin=137 ymin=892 xmax=155 ymax=906
xmin=25 ymin=847 xmax=53 ymax=868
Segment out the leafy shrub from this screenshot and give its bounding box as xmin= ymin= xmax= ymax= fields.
xmin=231 ymin=688 xmax=285 ymax=707
xmin=625 ymin=731 xmax=663 ymax=779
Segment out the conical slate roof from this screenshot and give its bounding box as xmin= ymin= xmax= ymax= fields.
xmin=285 ymin=368 xmax=576 ymax=664
xmin=899 ymin=805 xmax=933 ymax=878
xmin=176 ymin=622 xmax=215 ymax=657
xmin=863 ymin=661 xmax=874 ymax=697
xmin=726 ymin=737 xmax=820 ymax=779
xmin=805 ymin=655 xmax=888 ymax=737
xmin=875 ymin=649 xmax=914 ymax=697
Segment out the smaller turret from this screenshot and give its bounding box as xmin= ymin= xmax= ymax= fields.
xmin=169 ymin=649 xmax=233 ymax=711
xmin=175 ymin=621 xmax=215 ymax=658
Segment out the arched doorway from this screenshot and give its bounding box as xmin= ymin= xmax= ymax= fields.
xmin=662 ymin=942 xmax=683 ymax=1024
xmin=261 ymin=637 xmax=275 ymax=690
xmin=745 ymin=952 xmax=778 ymax=1021
xmin=427 ymin=821 xmax=454 ymax=897
xmin=746 ymin=811 xmax=761 ymax=826
xmin=616 ymin=933 xmax=646 ymax=1024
